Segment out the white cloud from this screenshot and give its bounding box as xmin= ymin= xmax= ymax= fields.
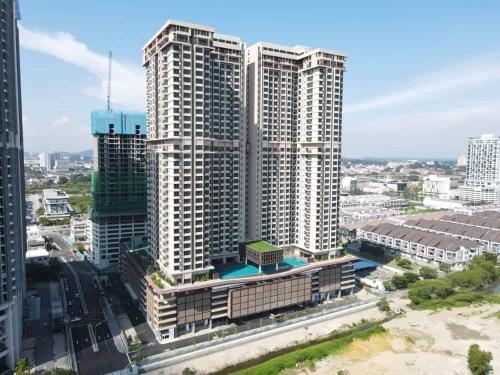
xmin=49 ymin=116 xmax=70 ymax=129
xmin=345 ymin=53 xmax=500 ymax=113
xmin=18 ymin=24 xmax=145 ymax=110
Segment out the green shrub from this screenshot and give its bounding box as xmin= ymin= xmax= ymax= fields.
xmin=396 ymin=258 xmax=413 ymax=269
xmin=468 ymin=344 xmax=492 ymax=375
xmin=419 ymin=266 xmax=438 ymax=279
xmin=376 ymin=298 xmax=391 ymax=313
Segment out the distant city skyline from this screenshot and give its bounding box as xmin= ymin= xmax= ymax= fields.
xmin=18 ymin=0 xmax=500 ymax=157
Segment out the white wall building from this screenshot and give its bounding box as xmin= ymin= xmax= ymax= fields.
xmin=42 ymin=189 xmax=70 ymax=220
xmin=459 ymin=134 xmax=500 ymax=204
xmin=38 ymin=151 xmax=51 ymax=170
xmin=422 ymin=175 xmax=451 ymax=199
xmin=54 ymin=158 xmax=70 ymax=172
xmin=341 ymin=177 xmax=357 ymax=193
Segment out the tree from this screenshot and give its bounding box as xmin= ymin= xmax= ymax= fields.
xmin=391 ymin=272 xmax=419 ymax=289
xmin=15 ymin=358 xmax=32 ymax=375
xmin=73 ymin=242 xmax=86 ymax=252
xmin=181 ymin=368 xmax=197 ymax=375
xmin=468 ymin=344 xmax=492 ymax=375
xmin=419 ymin=266 xmax=438 ymax=279
xmin=35 ymin=207 xmax=45 ymax=217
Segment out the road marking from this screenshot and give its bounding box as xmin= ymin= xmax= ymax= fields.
xmin=88 ymin=324 xmax=99 ymax=352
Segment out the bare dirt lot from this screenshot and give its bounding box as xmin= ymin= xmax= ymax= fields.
xmin=301 ymin=303 xmax=500 ymax=375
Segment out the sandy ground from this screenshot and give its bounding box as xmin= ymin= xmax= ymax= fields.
xmin=300 ymin=303 xmax=500 ymax=375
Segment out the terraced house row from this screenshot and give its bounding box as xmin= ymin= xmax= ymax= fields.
xmin=357 ymin=223 xmax=481 ymax=270
xmin=119 ymin=20 xmax=355 ymax=343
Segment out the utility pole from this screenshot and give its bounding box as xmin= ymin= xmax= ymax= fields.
xmin=107 ymin=51 xmax=112 ymax=111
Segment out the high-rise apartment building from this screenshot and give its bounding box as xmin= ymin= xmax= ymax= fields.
xmin=247 ymin=43 xmax=346 ymax=258
xmin=0 ymin=0 xmax=25 ymax=371
xmin=89 ymin=110 xmax=147 ymax=269
xmin=459 ymin=134 xmax=500 ymax=204
xmin=422 ymin=175 xmax=451 ymax=200
xmin=123 ymin=20 xmax=355 ymax=343
xmin=144 ymin=21 xmax=245 ymax=284
xmin=38 ymin=151 xmax=50 ymax=170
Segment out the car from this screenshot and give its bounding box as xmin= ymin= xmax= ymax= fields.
xmin=67 ymin=301 xmax=73 ymax=306
xmin=75 ymin=293 xmax=79 ymax=298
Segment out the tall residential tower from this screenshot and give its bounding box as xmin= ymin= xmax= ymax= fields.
xmin=246 ymin=43 xmax=346 ymax=258
xmin=459 ymin=134 xmax=500 ymax=204
xmin=0 ymin=0 xmax=25 ymax=371
xmin=126 ymin=20 xmax=355 ymax=343
xmin=144 ymin=21 xmax=245 ymax=284
xmin=89 ymin=110 xmax=147 ymax=269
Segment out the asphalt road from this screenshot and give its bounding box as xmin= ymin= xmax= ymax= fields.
xmin=34 ymin=282 xmax=55 ymax=370
xmin=50 ymin=234 xmax=129 ymax=375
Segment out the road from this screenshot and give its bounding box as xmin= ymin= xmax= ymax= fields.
xmin=50 ymin=234 xmax=130 ymax=375
xmin=33 ymin=283 xmax=55 ymax=371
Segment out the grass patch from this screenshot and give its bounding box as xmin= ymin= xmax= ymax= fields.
xmin=405 ymin=336 xmax=416 ymax=344
xmin=411 ymin=291 xmax=500 ymax=310
xmin=128 ymin=342 xmax=143 ymax=352
xmin=214 ymin=325 xmax=386 ymax=375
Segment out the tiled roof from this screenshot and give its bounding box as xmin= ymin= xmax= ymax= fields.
xmin=363 ymin=222 xmax=478 ymax=252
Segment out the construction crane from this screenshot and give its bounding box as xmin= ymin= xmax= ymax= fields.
xmin=107 ymin=51 xmax=112 ymax=111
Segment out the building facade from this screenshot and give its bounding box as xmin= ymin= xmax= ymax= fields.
xmin=246 ymin=42 xmax=346 ymax=259
xmin=0 ymin=0 xmax=25 ymax=371
xmin=42 ymin=189 xmax=70 ymax=220
xmin=89 ymin=110 xmax=147 ymax=270
xmin=144 ymin=21 xmax=245 ymax=284
xmin=131 ymin=20 xmax=354 ymax=343
xmin=422 ymin=175 xmax=451 ymax=199
xmin=459 ymin=134 xmax=500 ymax=204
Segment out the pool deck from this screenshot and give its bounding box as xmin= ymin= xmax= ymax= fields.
xmin=215 ymin=257 xmax=308 ymax=280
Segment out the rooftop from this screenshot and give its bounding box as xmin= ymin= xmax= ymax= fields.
xmin=43 ymin=189 xmax=69 ymax=199
xmin=246 ymin=240 xmax=279 ymax=253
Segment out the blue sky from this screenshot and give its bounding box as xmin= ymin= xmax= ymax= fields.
xmin=19 ymin=0 xmax=500 ymax=158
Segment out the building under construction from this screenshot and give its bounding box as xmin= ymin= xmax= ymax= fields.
xmin=89 ymin=110 xmax=147 ymax=269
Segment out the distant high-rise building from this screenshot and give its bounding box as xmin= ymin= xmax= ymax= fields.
xmin=457 ymin=154 xmax=467 ymax=167
xmin=38 ymin=151 xmax=51 ymax=170
xmin=89 ymin=110 xmax=147 ymax=269
xmin=459 ymin=134 xmax=500 ymax=204
xmin=0 ymin=0 xmax=26 ymax=371
xmin=54 ymin=158 xmax=70 ymax=172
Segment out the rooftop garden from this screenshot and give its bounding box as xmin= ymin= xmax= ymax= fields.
xmin=246 ymin=240 xmax=279 ymax=253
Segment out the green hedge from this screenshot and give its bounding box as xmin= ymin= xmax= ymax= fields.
xmin=230 ymin=326 xmax=386 ymax=375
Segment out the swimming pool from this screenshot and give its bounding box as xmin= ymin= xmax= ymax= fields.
xmin=216 ymin=257 xmax=308 ymax=280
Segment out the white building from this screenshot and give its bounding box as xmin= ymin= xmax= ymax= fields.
xmin=341 ymin=177 xmax=357 ymax=193
xmin=422 ymin=175 xmax=451 ymax=199
xmin=457 ymin=154 xmax=467 ymax=167
xmin=358 ymin=223 xmax=482 ymax=270
xmin=459 ymin=134 xmax=500 ymax=204
xmin=422 ymin=196 xmax=468 ymax=210
xmin=54 ymin=158 xmax=70 ymax=172
xmin=26 ymin=247 xmax=50 ymax=265
xmin=42 ymin=189 xmax=70 ymax=220
xmin=38 ymin=151 xmax=51 ymax=170
xmin=70 ymin=216 xmax=88 ymax=242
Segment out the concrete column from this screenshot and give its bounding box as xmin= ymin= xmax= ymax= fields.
xmin=326 ymin=292 xmax=330 ymax=302
xmin=259 ymin=265 xmax=262 ymax=273
xmin=223 ymin=257 xmax=227 ymax=264
xmin=209 ymin=319 xmax=213 ymax=329
xmin=245 ymin=258 xmax=247 ymax=265
xmin=275 ymin=263 xmax=279 ymax=270
xmin=192 ymin=323 xmax=196 ymax=334
xmin=350 ymin=288 xmax=354 ymax=295
xmin=338 ymin=290 xmax=341 ymax=298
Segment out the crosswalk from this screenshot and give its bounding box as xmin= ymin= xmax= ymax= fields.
xmin=100 ymin=297 xmax=128 ymax=354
